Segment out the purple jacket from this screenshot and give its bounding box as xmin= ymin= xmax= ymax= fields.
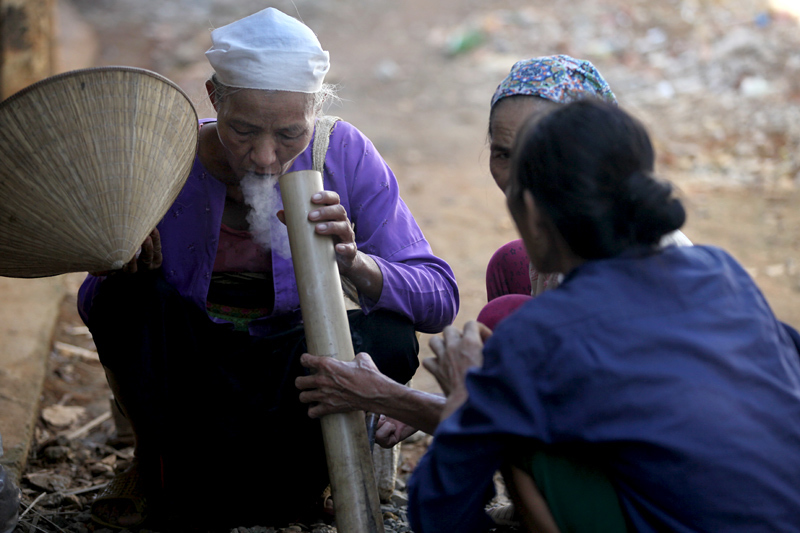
xmin=78 ymin=119 xmax=459 ymax=335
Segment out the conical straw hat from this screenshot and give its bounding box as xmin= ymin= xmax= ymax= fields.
xmin=0 ymin=67 xmax=198 ymax=278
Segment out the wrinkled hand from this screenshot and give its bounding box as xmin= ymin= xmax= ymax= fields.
xmin=296 ymin=352 xmax=392 ymax=418
xmin=90 ymin=229 xmax=162 ymax=276
xmin=424 ymin=321 xmax=492 ymax=397
xmin=277 ymin=190 xmax=383 ymax=301
xmin=277 ymin=190 xmax=357 ymax=269
xmin=308 ymin=191 xmax=358 ymax=270
xmin=375 ymin=415 xmax=419 ymax=448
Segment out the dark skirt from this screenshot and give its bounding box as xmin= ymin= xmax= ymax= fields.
xmin=87 ymin=271 xmax=419 ymax=527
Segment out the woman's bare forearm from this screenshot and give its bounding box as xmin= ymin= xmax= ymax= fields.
xmin=341 ymin=251 xmax=383 ymax=302
xmin=297 ymin=352 xmax=444 ymax=434
xmin=368 ymin=379 xmax=446 ymax=435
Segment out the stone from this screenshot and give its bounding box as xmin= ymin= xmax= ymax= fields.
xmin=390 ymin=490 xmax=409 ymax=507
xmin=41 ymin=405 xmax=85 ymax=428
xmin=42 ymin=445 xmax=73 ymax=462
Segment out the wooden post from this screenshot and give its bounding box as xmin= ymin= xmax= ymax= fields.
xmin=279 ymin=170 xmax=384 ymax=533
xmin=0 ymin=0 xmax=55 ymax=100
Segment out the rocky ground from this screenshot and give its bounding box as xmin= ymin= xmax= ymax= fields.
xmin=13 ymin=279 xmax=441 ymax=533
xmin=10 ymin=0 xmax=800 ymax=531
xmin=14 ymin=280 xmax=518 ymax=533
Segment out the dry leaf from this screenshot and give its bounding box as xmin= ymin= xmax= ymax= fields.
xmin=41 ymin=405 xmax=86 ymax=428
xmin=24 ymin=471 xmax=72 ymax=493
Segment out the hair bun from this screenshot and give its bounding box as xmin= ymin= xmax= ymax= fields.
xmin=625 ymin=171 xmax=686 ymax=246
xmin=510 ymin=99 xmax=686 ymax=260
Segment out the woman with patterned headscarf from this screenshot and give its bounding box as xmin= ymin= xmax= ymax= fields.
xmin=477 ymin=55 xmax=691 ymax=330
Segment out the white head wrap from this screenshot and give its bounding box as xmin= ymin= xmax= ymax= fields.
xmin=205 ymin=8 xmax=330 ymax=93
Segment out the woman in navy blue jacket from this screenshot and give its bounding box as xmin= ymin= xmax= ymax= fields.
xmin=408 ymin=100 xmax=800 ymax=533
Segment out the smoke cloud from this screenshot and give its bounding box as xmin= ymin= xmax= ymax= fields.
xmin=240 ymin=172 xmax=292 ymax=259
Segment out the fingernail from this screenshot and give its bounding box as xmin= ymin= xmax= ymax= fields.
xmin=317 ymin=223 xmax=328 ymax=231
xmin=309 ymin=210 xmax=320 ymax=219
xmin=313 ymin=193 xmax=322 ymax=200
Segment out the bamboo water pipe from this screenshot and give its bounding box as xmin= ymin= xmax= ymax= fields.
xmin=279 ymin=170 xmax=385 ymax=533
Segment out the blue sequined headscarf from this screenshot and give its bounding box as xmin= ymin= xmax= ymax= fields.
xmin=491 ymin=55 xmax=617 ymax=108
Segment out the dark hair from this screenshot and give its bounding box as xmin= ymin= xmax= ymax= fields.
xmin=509 ymin=99 xmax=685 ymax=260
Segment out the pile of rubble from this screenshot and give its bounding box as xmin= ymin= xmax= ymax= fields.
xmin=438 ymin=0 xmax=800 ymax=188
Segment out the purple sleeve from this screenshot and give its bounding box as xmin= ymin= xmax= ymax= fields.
xmin=368 ymin=252 xmax=458 ymax=334
xmin=77 ymin=274 xmax=104 ymax=325
xmin=327 ymin=123 xmax=459 ymax=333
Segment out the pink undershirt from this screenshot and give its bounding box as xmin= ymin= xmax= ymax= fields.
xmin=213 ymin=224 xmax=272 ymax=274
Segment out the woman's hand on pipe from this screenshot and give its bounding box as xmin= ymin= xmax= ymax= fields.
xmin=309 ymin=190 xmax=384 ymax=300
xmin=307 ymin=190 xmax=358 ymax=269
xmin=296 ymin=351 xmax=393 ymax=418
xmin=276 ymin=189 xmax=383 ymax=300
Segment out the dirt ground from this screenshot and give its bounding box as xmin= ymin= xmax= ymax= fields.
xmin=11 ymin=0 xmax=800 ymax=530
